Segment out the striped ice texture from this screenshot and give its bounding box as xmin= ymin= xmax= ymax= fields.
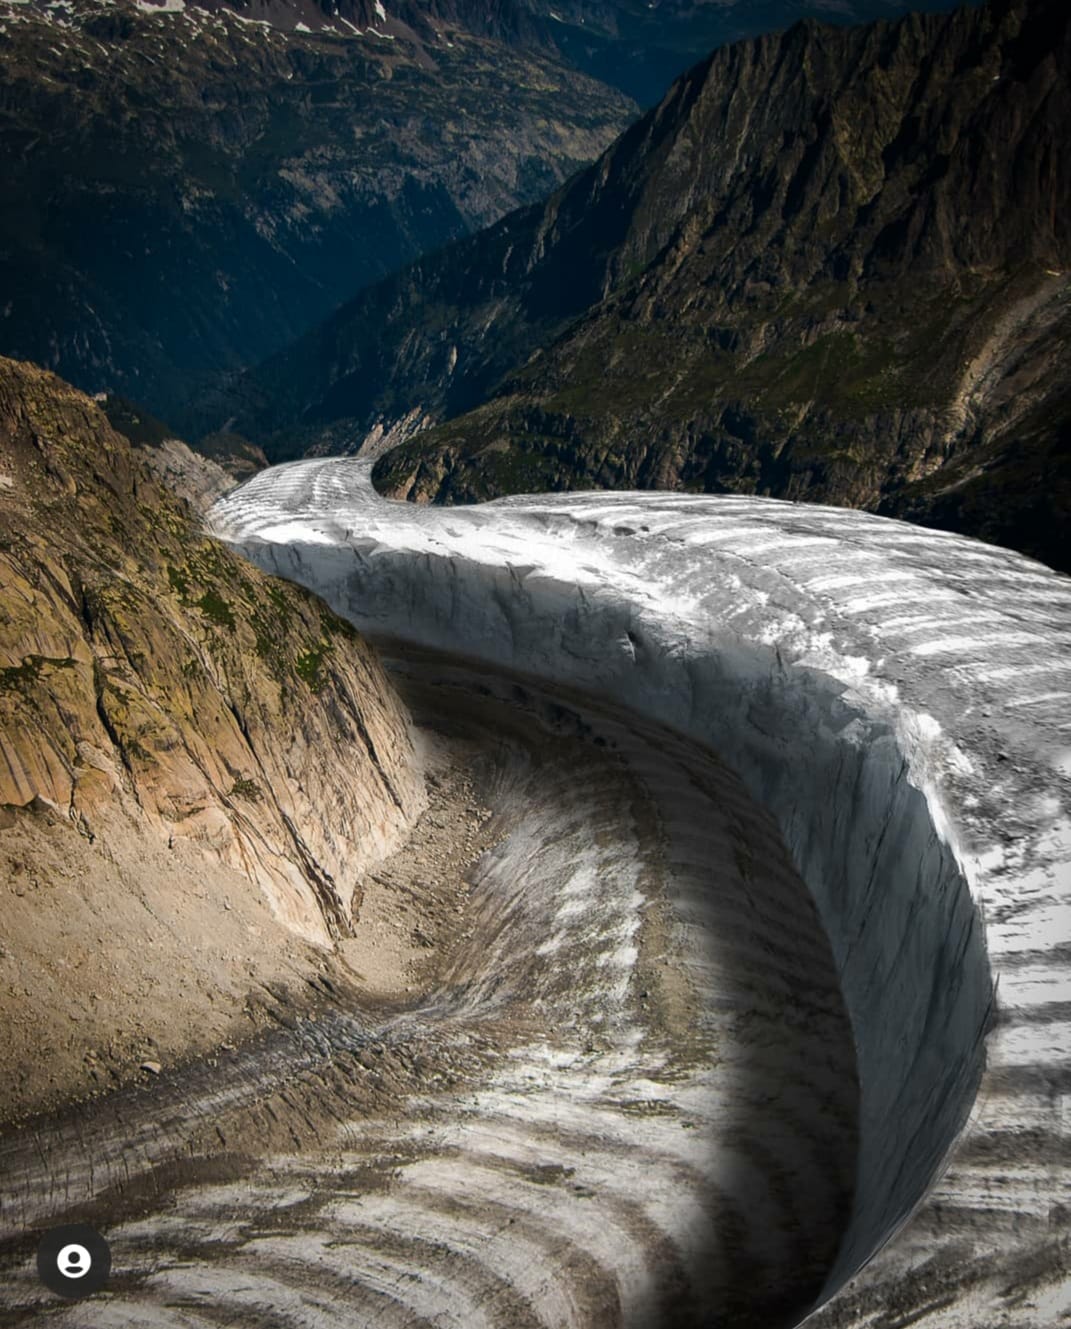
xmin=206 ymin=460 xmax=1071 ymax=1319
xmin=23 ymin=456 xmax=1054 ymax=1327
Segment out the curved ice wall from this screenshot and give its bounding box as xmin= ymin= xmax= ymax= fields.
xmin=210 ymin=458 xmax=1071 ymax=1307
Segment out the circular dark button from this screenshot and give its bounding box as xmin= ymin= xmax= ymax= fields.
xmin=36 ymin=1223 xmax=111 ymax=1299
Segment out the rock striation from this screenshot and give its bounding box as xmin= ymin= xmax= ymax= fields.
xmin=0 ymin=359 xmax=423 ymax=1116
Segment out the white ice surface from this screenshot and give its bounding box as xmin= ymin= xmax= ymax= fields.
xmin=209 ymin=459 xmax=1071 ymax=1313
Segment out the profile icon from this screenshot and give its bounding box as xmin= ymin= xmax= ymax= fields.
xmin=57 ymin=1243 xmax=92 ymax=1278
xmin=36 ymin=1224 xmax=110 ymax=1298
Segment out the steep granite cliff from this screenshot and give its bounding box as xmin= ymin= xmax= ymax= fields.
xmin=0 ymin=356 xmax=424 ymax=1117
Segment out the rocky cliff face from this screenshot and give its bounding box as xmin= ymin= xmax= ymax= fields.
xmin=0 ymin=356 xmax=424 ymax=1116
xmin=99 ymin=392 xmax=269 ymax=509
xmin=376 ymin=0 xmax=1068 ymax=575
xmin=229 ymin=0 xmax=1068 ymax=571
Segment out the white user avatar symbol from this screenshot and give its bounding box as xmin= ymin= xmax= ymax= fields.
xmin=57 ymin=1244 xmax=92 ymax=1279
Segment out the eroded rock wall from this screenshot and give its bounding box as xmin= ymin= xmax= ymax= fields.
xmin=0 ymin=361 xmax=424 ymax=1115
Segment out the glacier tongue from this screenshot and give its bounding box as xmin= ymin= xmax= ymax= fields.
xmin=209 ymin=458 xmax=1071 ymax=1322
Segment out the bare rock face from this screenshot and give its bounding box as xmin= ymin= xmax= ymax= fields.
xmin=95 ymin=394 xmax=269 ymax=510
xmin=0 ymin=356 xmax=424 ymax=1115
xmin=134 ymin=437 xmax=242 ymax=512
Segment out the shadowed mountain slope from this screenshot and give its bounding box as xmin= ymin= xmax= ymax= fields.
xmin=0 ymin=0 xmax=635 ymax=422
xmin=226 ymin=0 xmax=1069 ymax=570
xmin=0 ymin=0 xmax=983 ymax=423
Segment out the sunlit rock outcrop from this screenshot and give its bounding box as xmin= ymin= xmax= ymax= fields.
xmin=0 ymin=362 xmax=424 ymax=1116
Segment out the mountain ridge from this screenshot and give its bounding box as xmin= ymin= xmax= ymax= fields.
xmin=220 ymin=0 xmax=1069 ymax=569
xmin=0 ymin=0 xmax=985 ymax=422
xmin=0 ymin=0 xmax=636 ymax=420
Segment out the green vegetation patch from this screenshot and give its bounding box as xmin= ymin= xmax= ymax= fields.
xmin=196 ymin=589 xmax=236 ymax=630
xmin=168 ymin=549 xmax=241 ymax=632
xmin=295 ymin=641 xmax=331 ymax=691
xmin=251 ymin=580 xmax=297 ymax=668
xmin=319 ymin=603 xmax=359 ymax=642
xmin=167 ymin=564 xmax=190 ymax=598
xmin=229 ymin=776 xmax=263 ymax=800
xmin=0 ymin=655 xmax=76 ymax=690
xmin=474 ymin=442 xmax=565 ymax=495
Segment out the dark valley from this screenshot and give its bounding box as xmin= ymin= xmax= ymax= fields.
xmin=221 ymin=0 xmax=1067 ymax=570
xmin=0 ymin=0 xmax=979 ymax=424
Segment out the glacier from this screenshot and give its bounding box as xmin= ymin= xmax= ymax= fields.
xmin=206 ymin=458 xmax=1071 ymax=1324
xmin=1 ymin=457 xmax=1065 ymax=1328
